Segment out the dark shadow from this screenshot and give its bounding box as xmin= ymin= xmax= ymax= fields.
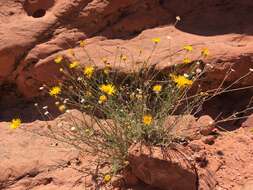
xmin=160 ymin=0 xmax=253 ymax=36
xmin=200 ymin=88 xmax=253 ymax=131
xmin=21 ymin=0 xmax=253 ymax=42
xmin=130 ymin=184 xmax=162 ymax=190
xmin=73 ymin=0 xmax=253 ymax=40
xmin=32 ymin=9 xmax=46 ymax=18
xmin=56 ymin=0 xmax=174 ymax=40
xmin=0 ymin=83 xmax=61 ymax=123
xmin=23 ymin=0 xmax=55 ymax=18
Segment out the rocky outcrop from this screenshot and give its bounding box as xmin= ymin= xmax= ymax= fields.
xmin=0 ymin=0 xmax=253 ymax=98
xmin=0 ymin=1 xmax=253 ymax=189
xmin=164 ymin=115 xmax=215 ymax=141
xmin=0 ymin=121 xmax=86 ymax=190
xmin=127 ymin=125 xmax=253 ymax=190
xmin=1 ymin=110 xmax=253 ymax=189
xmin=128 ymin=143 xmax=198 ymax=190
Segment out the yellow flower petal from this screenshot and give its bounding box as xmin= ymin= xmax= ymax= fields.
xmin=79 ymin=40 xmax=86 ymax=47
xmin=10 ymin=118 xmax=21 ymax=129
xmin=49 ymin=86 xmax=61 ymax=97
xmin=67 ymin=49 xmax=74 ymax=56
xmin=183 ymin=45 xmax=193 ymax=52
xmin=143 ymin=115 xmax=153 ymax=126
xmin=183 ymin=58 xmax=191 ymax=64
xmin=201 ymin=48 xmax=209 ymax=57
xmin=54 ymin=55 xmax=63 ymax=64
xmin=83 ymin=66 xmax=94 ymax=78
xmin=152 ymin=38 xmax=161 ymax=44
xmin=103 ymin=174 xmax=111 ymax=183
xmin=69 ymin=61 xmax=79 ymax=69
xmin=98 ymin=95 xmax=107 ymax=104
xmin=152 ymin=84 xmax=162 ymax=93
xmin=170 ymin=74 xmax=193 ymax=88
xmin=99 ymin=84 xmax=116 ymax=96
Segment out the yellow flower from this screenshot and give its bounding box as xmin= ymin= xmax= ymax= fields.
xmin=58 ymin=104 xmax=66 ymax=112
xmin=170 ymin=74 xmax=193 ymax=88
xmin=49 ymin=86 xmax=61 ymax=97
xmin=183 ymin=45 xmax=193 ymax=52
xmin=67 ymin=49 xmax=74 ymax=56
xmin=103 ymin=174 xmax=111 ymax=183
xmin=143 ymin=115 xmax=153 ymax=126
xmin=183 ymin=58 xmax=191 ymax=64
xmin=83 ymin=66 xmax=94 ymax=78
xmin=99 ymin=84 xmax=116 ymax=96
xmin=69 ymin=61 xmax=79 ymax=69
xmin=152 ymin=84 xmax=162 ymax=93
xmin=10 ymin=118 xmax=21 ymax=129
xmin=152 ymin=38 xmax=161 ymax=44
xmin=201 ymin=48 xmax=209 ymax=57
xmin=54 ymin=55 xmax=63 ymax=64
xmin=79 ymin=40 xmax=86 ymax=47
xmin=98 ymin=95 xmax=107 ymax=104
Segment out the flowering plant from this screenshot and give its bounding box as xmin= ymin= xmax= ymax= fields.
xmin=37 ymin=38 xmax=215 ymax=178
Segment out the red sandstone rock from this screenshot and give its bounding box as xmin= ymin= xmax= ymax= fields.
xmin=164 ymin=115 xmax=201 ymax=140
xmin=241 ymin=114 xmax=253 ymax=128
xmin=188 ymin=140 xmax=205 ymax=152
xmin=128 ymin=143 xmax=197 ymax=190
xmin=197 ymin=115 xmax=215 ymax=136
xmin=0 ymin=121 xmax=95 ymax=190
xmin=0 ymin=1 xmax=253 ymax=190
xmin=199 ymin=127 xmax=253 ymax=190
xmin=1 ymin=111 xmax=253 ymax=189
xmin=241 ymin=181 xmax=253 ymax=190
xmin=0 ymin=0 xmax=253 ymax=97
xmin=202 ymin=135 xmax=216 ymax=145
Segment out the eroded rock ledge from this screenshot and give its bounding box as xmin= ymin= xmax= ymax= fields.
xmin=0 ymin=0 xmax=253 ymax=98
